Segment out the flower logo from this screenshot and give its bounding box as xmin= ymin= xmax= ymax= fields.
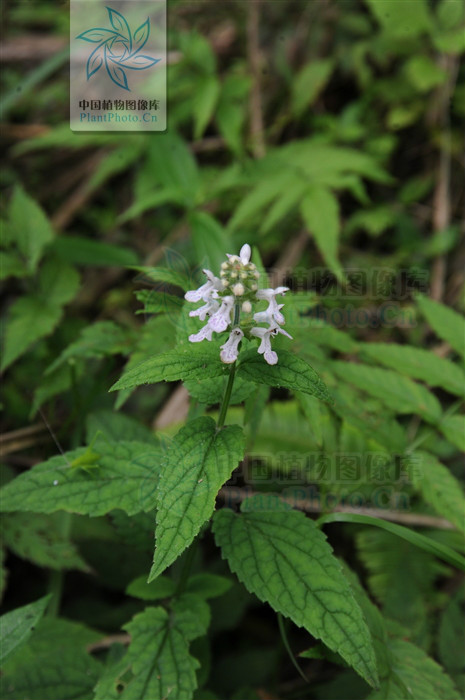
xmin=76 ymin=6 xmax=160 ymax=91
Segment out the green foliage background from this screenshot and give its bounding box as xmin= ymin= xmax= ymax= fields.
xmin=1 ymin=1 xmax=464 ymax=699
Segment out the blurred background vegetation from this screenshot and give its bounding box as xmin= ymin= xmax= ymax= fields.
xmin=1 ymin=0 xmax=464 ymax=698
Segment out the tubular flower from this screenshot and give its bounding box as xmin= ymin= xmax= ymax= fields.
xmin=184 ymin=244 xmax=292 ymax=364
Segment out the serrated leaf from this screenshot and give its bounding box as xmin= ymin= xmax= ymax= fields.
xmin=0 ymin=617 xmax=101 ymax=700
xmin=46 ymin=321 xmax=131 ymax=375
xmin=110 ymin=344 xmax=229 ymax=392
xmin=86 ymin=410 xmax=158 ymax=445
xmin=300 ymin=186 xmax=343 ymax=280
xmin=332 ymin=361 xmax=442 ymax=423
xmin=131 ymin=265 xmax=192 ymax=292
xmin=417 ymin=294 xmax=465 ymax=358
xmin=213 ymin=496 xmax=378 ymax=687
xmin=1 ymin=297 xmax=62 ymax=372
xmin=134 ymin=289 xmax=183 ymax=316
xmin=185 ymin=573 xmax=233 ymax=599
xmin=239 ymin=349 xmax=333 ymax=403
xmin=359 ymin=343 xmax=465 ymax=398
xmin=3 ymin=512 xmax=88 ymax=571
xmin=0 ymin=439 xmax=162 ymax=517
xmin=0 ymin=595 xmax=50 ymax=665
xmin=8 ymin=187 xmax=54 ymax=273
xmin=438 ymin=585 xmax=465 ymax=674
xmin=95 ymin=595 xmax=209 ymax=700
xmin=38 ymin=258 xmax=80 ymax=306
xmin=149 ymin=417 xmax=244 ymax=581
xmin=368 ymin=639 xmax=462 ymax=700
xmin=439 ymin=414 xmax=465 ymax=451
xmin=408 ymin=451 xmax=465 ymax=533
xmin=184 ymin=372 xmax=255 ymax=406
xmin=0 ymin=251 xmax=26 ymax=280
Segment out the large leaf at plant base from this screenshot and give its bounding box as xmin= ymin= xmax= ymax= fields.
xmin=0 ymin=595 xmax=50 ymax=665
xmin=149 ymin=417 xmax=244 ymax=581
xmin=416 ymin=294 xmax=465 ymax=358
xmin=238 ymin=350 xmax=333 ymax=403
xmin=3 ymin=512 xmax=89 ymax=571
xmin=110 ymin=344 xmax=229 ymax=392
xmin=331 ymin=361 xmax=441 ymax=423
xmin=213 ymin=495 xmax=379 ymax=687
xmin=0 ymin=439 xmax=162 ymax=517
xmin=407 ymin=451 xmax=465 ymax=534
xmin=359 ymin=343 xmax=465 ymax=398
xmin=8 ymin=186 xmax=54 ymax=273
xmin=300 ymin=185 xmax=343 ymax=280
xmin=439 ymin=414 xmax=465 ymax=451
xmin=95 ymin=595 xmax=209 ymax=700
xmin=0 ymin=617 xmax=101 ymax=700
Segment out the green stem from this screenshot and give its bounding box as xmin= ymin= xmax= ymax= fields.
xmin=277 ymin=613 xmax=309 ymax=683
xmin=217 ymin=362 xmax=236 ymax=429
xmin=174 ymin=539 xmax=198 ymax=597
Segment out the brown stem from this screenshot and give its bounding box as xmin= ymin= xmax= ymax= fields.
xmin=247 ymin=0 xmax=266 ymax=158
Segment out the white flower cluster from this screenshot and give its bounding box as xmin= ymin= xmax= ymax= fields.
xmin=185 ymin=244 xmax=292 ymax=365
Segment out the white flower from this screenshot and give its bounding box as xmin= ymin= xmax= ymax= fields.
xmin=185 ymin=269 xmax=223 ymax=303
xmin=189 ymin=296 xmax=220 ymax=321
xmin=220 ymin=328 xmax=244 ymax=364
xmin=232 ymin=283 xmax=245 ymax=297
xmin=255 ymin=287 xmax=289 ymax=325
xmin=189 ymin=323 xmax=214 ymax=343
xmin=250 ymin=322 xmax=292 ymax=365
xmin=226 ymin=243 xmax=251 ymax=266
xmin=208 ymin=295 xmax=234 ymax=333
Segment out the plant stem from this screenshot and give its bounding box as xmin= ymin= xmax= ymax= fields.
xmin=217 ymin=302 xmax=241 ymax=429
xmin=174 ymin=539 xmax=198 ymax=598
xmin=46 ymin=511 xmax=72 ymax=617
xmin=217 ymin=362 xmax=236 ymax=429
xmin=277 ymin=613 xmax=309 ymax=683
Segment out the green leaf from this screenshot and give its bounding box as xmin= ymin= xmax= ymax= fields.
xmin=189 ymin=211 xmax=232 ymax=273
xmin=404 ymin=55 xmax=447 ymax=92
xmin=368 ymin=639 xmax=462 ymax=700
xmin=86 ymin=409 xmax=158 ymax=445
xmin=52 ymin=235 xmax=138 ymax=267
xmin=438 ymin=585 xmax=465 ymax=674
xmin=416 ymin=294 xmax=465 ymax=358
xmin=185 ymin=573 xmax=233 ymax=599
xmin=359 ymin=343 xmax=465 ymax=398
xmin=8 ymin=186 xmax=54 ymax=273
xmin=0 ymin=595 xmax=50 ymax=665
xmin=184 ymin=372 xmax=255 ymax=406
xmin=95 ymin=595 xmax=209 ymax=700
xmin=292 ymin=59 xmax=334 ymax=115
xmin=0 ymin=251 xmax=26 ymax=280
xmin=332 ymin=361 xmax=442 ymax=423
xmin=1 ymin=297 xmax=62 ymax=372
xmin=364 ymin=0 xmax=433 ymax=39
xmin=130 ymin=265 xmax=191 ymax=292
xmin=239 ymin=349 xmax=333 ymax=403
xmin=149 ymin=417 xmax=244 ymax=581
xmin=38 ymin=258 xmax=80 ymax=307
xmin=408 ymin=451 xmax=465 ymax=534
xmin=439 ymin=414 xmax=465 ymax=451
xmin=134 ymin=289 xmax=183 ymax=316
xmin=295 ymin=392 xmax=323 ymax=447
xmin=126 ymin=575 xmax=175 ymax=601
xmin=110 ymin=344 xmax=229 ymax=392
xmin=213 ymin=495 xmax=379 ymax=687
xmin=0 ymin=618 xmax=101 ymax=700
xmin=3 ymin=512 xmax=89 ymax=571
xmin=0 ymin=439 xmax=162 ymax=517
xmin=193 ymin=74 xmax=221 ymax=139
xmin=300 ymin=186 xmax=343 ymax=280
xmin=317 ymin=512 xmax=465 ymax=571
xmin=46 ymin=321 xmax=131 ymax=375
